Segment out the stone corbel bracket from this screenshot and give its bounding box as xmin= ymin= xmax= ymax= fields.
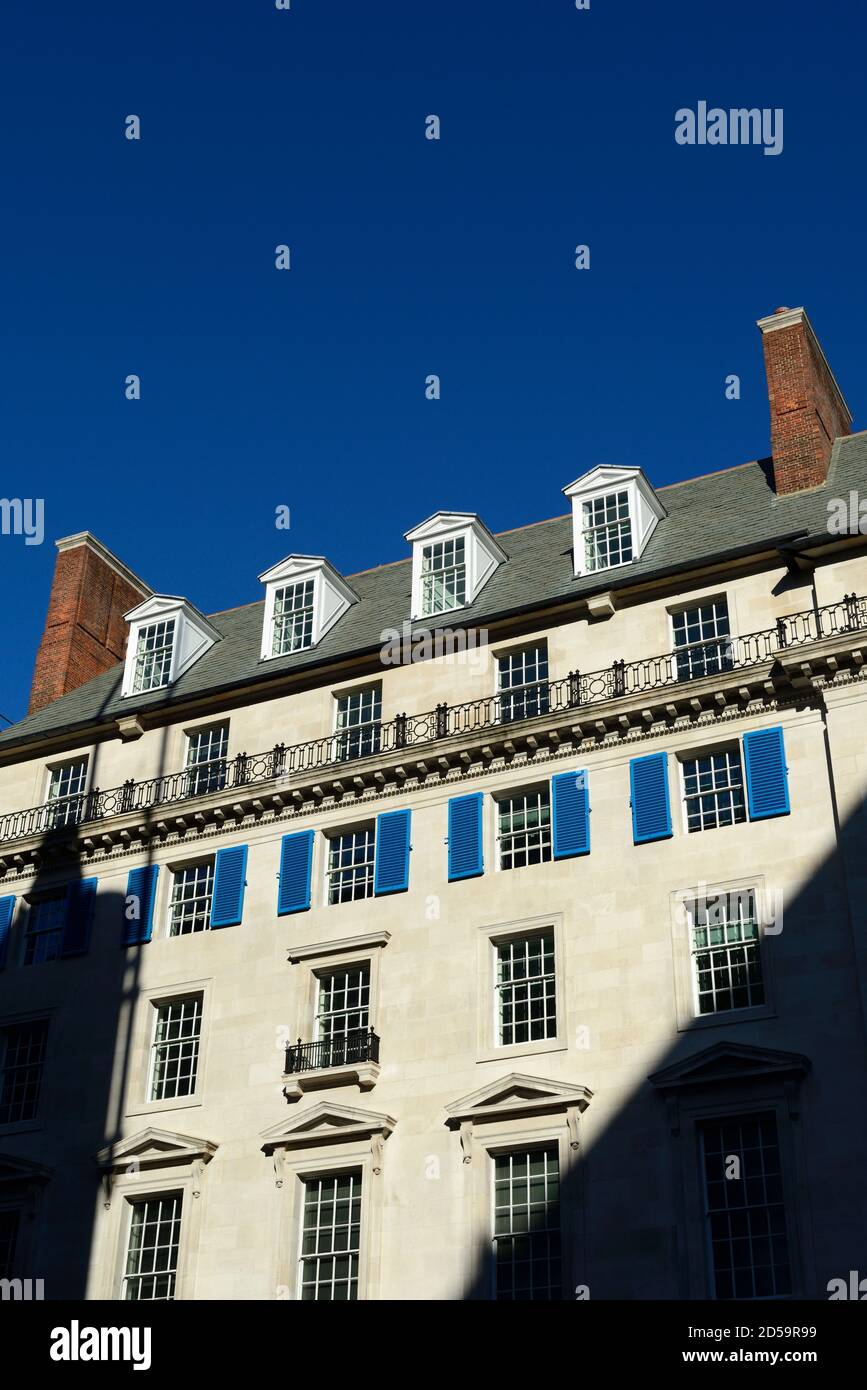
xmin=261 ymin=1101 xmax=397 ymax=1185
xmin=96 ymin=1127 xmax=219 ymax=1210
xmin=444 ymin=1073 xmax=593 ymax=1165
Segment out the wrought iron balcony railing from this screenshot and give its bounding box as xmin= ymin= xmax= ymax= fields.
xmin=2 ymin=592 xmax=866 ymax=848
xmin=284 ymin=1028 xmax=381 ymax=1075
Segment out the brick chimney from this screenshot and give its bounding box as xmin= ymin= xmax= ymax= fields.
xmin=28 ymin=533 xmax=152 ymax=715
xmin=757 ymin=306 xmax=852 ymax=495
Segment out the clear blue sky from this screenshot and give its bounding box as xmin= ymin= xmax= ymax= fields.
xmin=1 ymin=0 xmax=864 ymax=724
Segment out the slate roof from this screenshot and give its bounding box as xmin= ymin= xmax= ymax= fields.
xmin=4 ymin=433 xmax=867 ymax=751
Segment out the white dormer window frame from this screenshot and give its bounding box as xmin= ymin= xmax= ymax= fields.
xmin=258 ymin=556 xmax=358 ymax=661
xmin=122 ymin=597 xmax=221 ymax=699
xmin=563 ymin=467 xmax=666 ymax=579
xmin=405 ymin=513 xmax=507 ymax=621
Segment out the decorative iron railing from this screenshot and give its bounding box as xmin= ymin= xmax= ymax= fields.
xmin=2 ymin=592 xmax=865 ymax=847
xmin=285 ymin=1028 xmax=381 ymax=1075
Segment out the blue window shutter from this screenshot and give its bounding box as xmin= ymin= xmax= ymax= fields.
xmin=0 ymin=895 xmax=15 ymax=970
xmin=62 ymin=878 xmax=98 ymax=957
xmin=743 ymin=726 xmax=790 ymax=820
xmin=374 ymin=809 xmax=411 ymax=895
xmin=552 ymin=770 xmax=591 ymax=859
xmin=447 ymin=793 xmax=484 ymax=881
xmin=629 ymin=752 xmax=672 ymax=844
xmin=123 ymin=864 xmax=159 ymax=946
xmin=278 ymin=831 xmax=314 ymax=915
xmin=211 ymin=845 xmax=248 ymax=928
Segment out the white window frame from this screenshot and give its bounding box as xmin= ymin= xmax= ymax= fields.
xmin=147 ymin=994 xmax=205 ymax=1106
xmin=296 ymin=1168 xmax=364 ymax=1301
xmin=259 ymin=556 xmax=358 ymax=661
xmin=166 ymin=859 xmax=216 ymax=938
xmin=44 ymin=756 xmax=89 ymax=826
xmin=271 ymin=1140 xmax=384 ymax=1302
xmin=285 ymin=934 xmax=389 ymax=1098
xmin=130 ymin=618 xmax=177 ymax=695
xmin=271 ymin=578 xmax=316 ymax=656
xmin=325 ymin=823 xmax=376 ymax=906
xmin=669 ymin=876 xmax=776 ymax=1032
xmin=563 ymin=466 xmax=665 ymax=578
xmin=477 ymin=915 xmax=566 ymax=1063
xmin=405 ymin=513 xmax=507 ymax=621
xmin=120 ymin=1189 xmax=185 ymax=1302
xmin=419 ymin=536 xmax=468 ymax=617
xmin=580 ymin=487 xmax=634 ymax=574
xmin=494 ymin=784 xmax=553 ymax=872
xmin=669 ymin=595 xmax=734 ymax=682
xmin=332 ymin=684 xmax=383 ymax=763
xmin=677 ymin=742 xmax=748 ymax=835
xmin=99 ymin=1169 xmax=204 ymax=1301
xmin=490 ymin=1144 xmax=564 ymax=1301
xmin=184 ymin=721 xmax=230 ymax=797
xmin=121 ymin=598 xmax=220 ymax=699
xmin=125 ymin=977 xmax=213 ymax=1121
xmin=494 ymin=642 xmax=550 ymax=724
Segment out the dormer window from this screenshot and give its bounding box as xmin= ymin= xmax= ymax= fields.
xmin=582 ymin=490 xmax=633 ymax=571
xmin=273 ymin=579 xmax=316 ymax=654
xmin=406 ymin=513 xmax=506 ymax=621
xmin=122 ymin=597 xmax=220 ymax=698
xmin=564 ymin=467 xmax=665 ymax=578
xmin=259 ymin=557 xmax=357 ymax=660
xmin=132 ymin=619 xmax=176 ymax=693
xmin=421 ymin=537 xmax=466 ymax=616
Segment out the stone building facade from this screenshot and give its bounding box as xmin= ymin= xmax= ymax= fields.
xmin=1 ymin=306 xmax=866 ymax=1301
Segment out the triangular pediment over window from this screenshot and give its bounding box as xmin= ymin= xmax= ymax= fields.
xmin=648 ymin=1041 xmax=811 ymax=1094
xmin=445 ymin=1072 xmax=593 ymax=1128
xmin=96 ymin=1126 xmax=218 ymax=1174
xmin=261 ymin=1101 xmax=396 ymax=1154
xmin=0 ymin=1152 xmax=52 ymax=1187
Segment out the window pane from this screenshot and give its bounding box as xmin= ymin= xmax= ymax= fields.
xmin=169 ymin=863 xmax=215 ymax=936
xmin=673 ymin=600 xmax=732 ymax=680
xmin=327 ymin=830 xmax=375 ymax=904
xmin=335 ymin=687 xmax=382 ymax=761
xmin=150 ymin=996 xmax=203 ymax=1101
xmin=682 ymin=750 xmax=746 ymax=833
xmin=299 ymin=1173 xmax=362 ymax=1300
xmin=497 ymin=646 xmax=549 ymax=723
xmin=273 ymin=580 xmax=315 ymax=655
xmin=0 ymin=1020 xmax=48 ymax=1124
xmin=185 ymin=724 xmax=229 ymax=795
xmin=123 ymin=1195 xmax=183 ymax=1301
xmin=133 ymin=620 xmax=176 ymax=694
xmin=421 ymin=538 xmax=466 ymax=616
xmin=23 ymin=893 xmax=66 ymax=966
xmin=582 ymin=491 xmax=632 ymax=572
xmin=691 ymin=891 xmax=764 ymax=1015
xmin=46 ymin=758 xmax=88 ymax=827
xmin=497 ymin=791 xmax=552 ymax=870
xmin=701 ymin=1114 xmax=791 ymax=1300
xmin=496 ymin=933 xmax=556 ymax=1045
xmin=493 ymin=1148 xmax=561 ymax=1300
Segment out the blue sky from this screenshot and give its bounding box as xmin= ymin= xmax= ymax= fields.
xmin=1 ymin=0 xmax=865 ymax=724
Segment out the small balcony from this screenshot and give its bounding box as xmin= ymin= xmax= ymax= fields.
xmin=282 ymin=1027 xmax=381 ymax=1101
